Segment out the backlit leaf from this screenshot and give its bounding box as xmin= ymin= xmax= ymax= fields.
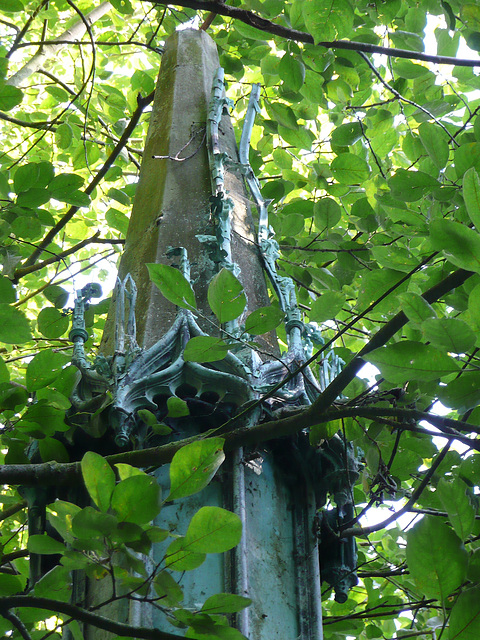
xmin=430 ymin=219 xmax=480 ymax=273
xmin=331 ymin=154 xmax=370 ymax=184
xmin=0 ymin=305 xmax=31 ymax=344
xmin=184 ymin=506 xmax=242 ymax=553
xmin=208 ymin=268 xmax=246 ymax=323
xmin=168 ymin=438 xmax=225 ymax=500
xmin=406 ymin=516 xmax=467 ymax=601
xmin=81 ymin=451 xmax=115 ymax=513
xmin=147 ymin=263 xmax=196 ymax=309
xmin=26 ymin=349 xmax=68 ymax=391
xmin=111 ymin=474 xmax=161 ymax=524
xmin=463 ymin=166 xmax=480 ymax=231
xmin=365 ymin=341 xmax=459 ymax=384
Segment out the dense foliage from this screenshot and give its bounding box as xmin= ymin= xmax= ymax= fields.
xmin=2 ymin=0 xmax=480 ymax=638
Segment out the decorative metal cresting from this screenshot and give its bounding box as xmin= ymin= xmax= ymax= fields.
xmin=66 ymin=69 xmax=359 ymax=613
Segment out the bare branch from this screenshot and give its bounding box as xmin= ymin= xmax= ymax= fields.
xmin=6 ymin=1 xmax=112 ymax=87
xmin=16 ymin=90 xmax=154 ymax=275
xmin=0 ymin=595 xmax=184 ymax=640
xmin=145 ymin=0 xmax=480 ymax=67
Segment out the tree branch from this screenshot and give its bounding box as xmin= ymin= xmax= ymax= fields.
xmin=6 ymin=1 xmax=112 ymax=87
xmin=16 ymin=90 xmax=154 ymax=274
xmin=0 ymin=608 xmax=32 ymax=640
xmin=0 ymin=595 xmax=184 ymax=640
xmin=0 ymin=500 xmax=26 ymax=522
xmin=340 ymin=440 xmax=452 ymax=538
xmin=13 ymin=231 xmax=123 ymax=279
xmin=146 ymin=0 xmax=480 ymax=67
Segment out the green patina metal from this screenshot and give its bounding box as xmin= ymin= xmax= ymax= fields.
xmin=62 ymin=70 xmax=359 ymax=610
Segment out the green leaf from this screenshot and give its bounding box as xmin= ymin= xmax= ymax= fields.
xmin=0 ymin=276 xmax=16 ymax=303
xmin=437 ymin=372 xmax=480 ymax=412
xmin=331 ymin=121 xmax=363 ymax=146
xmin=22 ymin=400 xmax=67 ymax=434
xmin=389 ymin=169 xmax=439 ymax=201
xmin=406 ymin=516 xmax=467 ymax=601
xmin=418 ymin=122 xmax=449 ymax=169
xmin=420 ymin=317 xmax=476 ymax=354
xmin=110 ymin=0 xmax=134 ymax=15
xmin=278 ymin=55 xmax=305 ymax=92
xmin=154 ymin=571 xmax=183 ymax=606
xmin=27 ymin=534 xmax=66 ymax=555
xmin=314 ymin=197 xmax=342 ymax=228
xmin=137 ymin=409 xmax=159 ymax=427
xmin=278 ymin=124 xmax=315 ymax=150
xmin=310 ymin=419 xmax=342 ymax=444
xmin=54 ymin=189 xmax=90 ymax=207
xmin=462 ymin=3 xmax=480 ymax=29
xmin=44 ymin=285 xmax=69 ymax=308
xmin=81 ymin=451 xmax=115 ymax=512
xmin=168 ymin=438 xmax=225 ymax=500
xmin=38 ymin=437 xmax=69 ymax=463
xmin=207 ymin=268 xmax=246 ymax=323
xmin=331 ymin=154 xmax=370 ymax=184
xmin=0 ymin=305 xmax=32 ymax=344
xmin=310 ymin=291 xmax=345 ymax=322
xmin=396 ymin=292 xmax=436 ymax=327
xmin=0 ymin=0 xmax=24 ymax=11
xmin=48 ymin=172 xmax=83 ymax=193
xmin=37 ymin=307 xmax=69 ymax=339
xmin=34 ymin=565 xmax=71 ymax=602
xmin=0 ymin=574 xmax=25 ymax=596
xmin=111 ymin=475 xmax=161 ymax=524
xmin=71 ymin=506 xmax=118 ymax=538
xmin=184 ymin=506 xmax=242 ymax=553
xmin=304 ymin=0 xmax=354 ymax=43
xmin=147 ymin=263 xmax=196 ymax=309
xmin=55 ymin=123 xmax=73 ymax=150
xmin=26 ymin=349 xmax=68 ymax=391
xmin=106 ymin=207 xmax=129 ymax=235
xmin=365 ymin=341 xmax=459 ymax=384
xmin=430 ymin=219 xmax=480 ymax=273
xmin=115 ymin=463 xmax=146 ymax=480
xmin=165 ymin=537 xmax=206 ymax=571
xmin=449 ymin=587 xmax=480 ymax=640
xmin=282 ymin=213 xmax=304 ymax=236
xmin=0 ymin=356 xmax=9 ymax=384
xmin=463 ymin=166 xmax=480 ymax=231
xmin=265 ymin=102 xmax=298 ymax=130
xmin=16 ymin=188 xmax=50 ymax=208
xmin=201 ymin=593 xmax=252 ymax=614
xmin=183 ymin=336 xmax=229 ymax=363
xmin=437 ymin=477 xmax=475 ymax=540
xmin=244 ymin=306 xmax=284 ymax=335
xmin=166 ymin=396 xmax=189 ymax=418
xmin=0 ymin=83 xmax=23 ymax=110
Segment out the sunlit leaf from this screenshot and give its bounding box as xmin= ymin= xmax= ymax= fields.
xmin=365 ymin=341 xmax=459 ymax=384
xmin=430 ymin=219 xmax=480 ymax=272
xmin=244 ymin=306 xmax=284 ymax=335
xmin=184 ymin=506 xmax=242 ymax=553
xmin=111 ymin=474 xmax=161 ymax=524
xmin=168 ymin=438 xmax=225 ymax=500
xmin=0 ymin=305 xmax=31 ymax=344
xmin=406 ymin=516 xmax=467 ymax=601
xmin=81 ymin=451 xmax=115 ymax=513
